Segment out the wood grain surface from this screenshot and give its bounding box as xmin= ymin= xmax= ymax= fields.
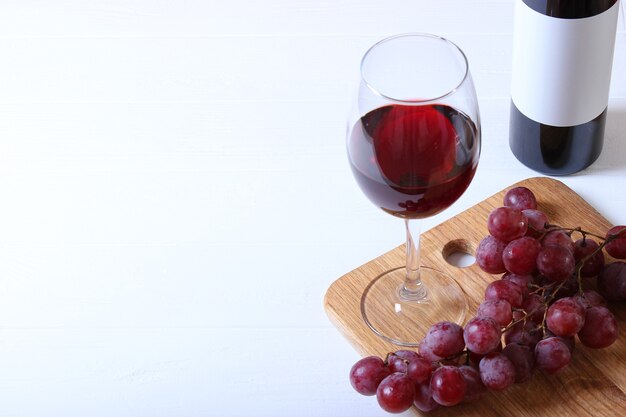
xmin=324 ymin=177 xmax=626 ymax=416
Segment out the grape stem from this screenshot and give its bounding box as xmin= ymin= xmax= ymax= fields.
xmin=381 ymin=228 xmax=625 ymax=369
xmin=501 ymin=314 xmax=525 ymax=334
xmin=501 ymin=287 xmax=548 ymax=335
xmin=542 ymin=224 xmax=626 ymax=242
xmin=538 ymin=224 xmax=626 ymax=295
xmin=573 ymin=229 xmax=626 ymax=295
xmin=500 ymin=225 xmax=626 ymax=339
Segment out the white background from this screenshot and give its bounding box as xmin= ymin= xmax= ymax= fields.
xmin=0 ymin=1 xmax=624 ymax=416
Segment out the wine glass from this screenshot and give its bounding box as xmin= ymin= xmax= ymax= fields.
xmin=346 ymin=33 xmax=481 ymax=346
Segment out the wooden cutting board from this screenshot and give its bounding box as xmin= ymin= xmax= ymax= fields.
xmin=324 ymin=177 xmax=626 ymax=416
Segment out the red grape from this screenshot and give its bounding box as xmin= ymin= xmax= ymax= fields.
xmin=423 ymin=321 xmax=465 ymax=358
xmin=418 ymin=340 xmax=443 ymax=363
xmin=542 ymin=230 xmax=574 ymax=253
xmin=476 ymin=235 xmax=507 ymax=274
xmin=407 ymin=357 xmax=435 ymax=384
xmin=463 ymin=316 xmax=502 ymax=355
xmin=572 ymin=289 xmax=607 ymax=308
xmin=349 ymin=356 xmax=391 ymax=396
xmin=476 ymin=299 xmax=513 ymax=327
xmin=430 ymin=365 xmax=467 ymax=406
xmin=503 ymin=186 xmax=537 ymax=210
xmin=459 ymin=365 xmax=486 ymax=402
xmin=501 ymin=342 xmax=534 ymax=383
xmin=511 ymin=309 xmax=525 ymax=322
xmin=502 ymin=273 xmax=534 ymax=297
xmin=545 ymin=330 xmax=576 ymax=354
xmin=546 ymin=297 xmax=585 ymax=337
xmin=487 ymin=206 xmax=528 ymax=242
xmin=561 ymin=336 xmax=576 ymax=353
xmin=502 ymin=236 xmax=541 ymax=275
xmin=605 ymin=225 xmax=626 ymax=259
xmin=522 ymin=293 xmax=547 ymax=324
xmin=577 ymin=306 xmax=618 ymax=349
xmin=573 ymin=238 xmax=605 ymax=277
xmin=387 ymin=350 xmax=421 ymax=373
xmin=535 ymin=337 xmax=571 ymax=374
xmin=484 ymin=280 xmax=523 ymax=308
xmin=597 ymin=261 xmax=626 ymax=301
xmin=523 ymin=209 xmax=548 ymax=238
xmin=413 ymin=380 xmax=440 ymax=413
xmin=376 ymin=373 xmax=415 ymax=413
xmin=504 ymin=320 xmax=542 ymax=349
xmin=479 ymin=352 xmax=516 ymax=391
xmin=536 ymin=245 xmax=575 ymax=283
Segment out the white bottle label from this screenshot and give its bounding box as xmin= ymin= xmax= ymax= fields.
xmin=511 ymin=0 xmax=620 ymax=127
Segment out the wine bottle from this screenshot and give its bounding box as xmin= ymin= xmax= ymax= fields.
xmin=509 ymin=0 xmax=620 ymax=175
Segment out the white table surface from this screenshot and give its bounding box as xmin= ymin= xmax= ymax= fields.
xmin=0 ymin=1 xmax=625 ymax=416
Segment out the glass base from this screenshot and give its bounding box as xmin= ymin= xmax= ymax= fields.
xmin=361 ymin=266 xmax=468 ymax=347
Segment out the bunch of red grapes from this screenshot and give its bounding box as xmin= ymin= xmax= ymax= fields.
xmin=349 ymin=186 xmax=626 ymax=413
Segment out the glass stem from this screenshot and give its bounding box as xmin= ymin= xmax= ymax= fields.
xmin=400 ymin=219 xmax=428 ymax=300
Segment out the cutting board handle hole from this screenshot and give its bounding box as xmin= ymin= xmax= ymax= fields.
xmin=442 ymin=239 xmax=476 ymax=268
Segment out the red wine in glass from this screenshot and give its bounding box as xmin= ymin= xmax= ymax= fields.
xmin=346 ymin=33 xmax=481 ymax=346
xmin=348 ymin=104 xmax=479 ymax=219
